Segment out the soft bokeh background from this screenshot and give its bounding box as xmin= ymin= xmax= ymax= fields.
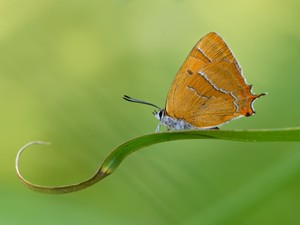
xmin=1 ymin=1 xmax=300 ymax=224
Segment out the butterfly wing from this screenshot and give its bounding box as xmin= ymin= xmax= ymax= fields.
xmin=165 ymin=32 xmax=264 ymax=128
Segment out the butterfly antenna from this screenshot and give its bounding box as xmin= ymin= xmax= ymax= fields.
xmin=123 ymin=95 xmax=161 ymax=110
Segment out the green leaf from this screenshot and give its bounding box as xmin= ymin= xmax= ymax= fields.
xmin=16 ymin=128 xmax=300 ymax=194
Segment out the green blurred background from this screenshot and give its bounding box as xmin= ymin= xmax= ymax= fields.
xmin=1 ymin=0 xmax=300 ymax=224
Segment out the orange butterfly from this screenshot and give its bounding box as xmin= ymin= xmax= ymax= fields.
xmin=124 ymin=32 xmax=265 ymax=132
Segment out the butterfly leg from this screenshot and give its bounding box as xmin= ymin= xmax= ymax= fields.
xmin=155 ymin=123 xmax=161 ymax=133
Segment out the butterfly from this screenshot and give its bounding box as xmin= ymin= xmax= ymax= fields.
xmin=123 ymin=32 xmax=265 ymax=132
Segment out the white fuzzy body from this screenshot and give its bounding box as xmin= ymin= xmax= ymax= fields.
xmin=154 ymin=110 xmax=197 ymax=132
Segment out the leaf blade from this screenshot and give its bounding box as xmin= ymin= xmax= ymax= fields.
xmin=16 ymin=128 xmax=300 ymax=194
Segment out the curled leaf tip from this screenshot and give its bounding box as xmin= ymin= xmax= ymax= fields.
xmin=16 ymin=141 xmax=51 ymax=179
xmin=16 ymin=141 xmax=109 ymax=194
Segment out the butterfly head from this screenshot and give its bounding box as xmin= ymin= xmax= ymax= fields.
xmin=153 ymin=109 xmax=165 ymax=121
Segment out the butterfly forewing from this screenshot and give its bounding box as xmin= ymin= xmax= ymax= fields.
xmin=165 ymin=32 xmax=263 ymax=128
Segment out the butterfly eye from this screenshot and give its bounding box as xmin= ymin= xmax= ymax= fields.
xmin=158 ymin=110 xmax=164 ymax=119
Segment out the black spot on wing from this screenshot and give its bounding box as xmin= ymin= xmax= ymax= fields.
xmin=187 ymin=69 xmax=193 ymax=75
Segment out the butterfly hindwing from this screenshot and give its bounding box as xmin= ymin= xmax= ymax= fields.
xmin=165 ymin=32 xmax=263 ymax=128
